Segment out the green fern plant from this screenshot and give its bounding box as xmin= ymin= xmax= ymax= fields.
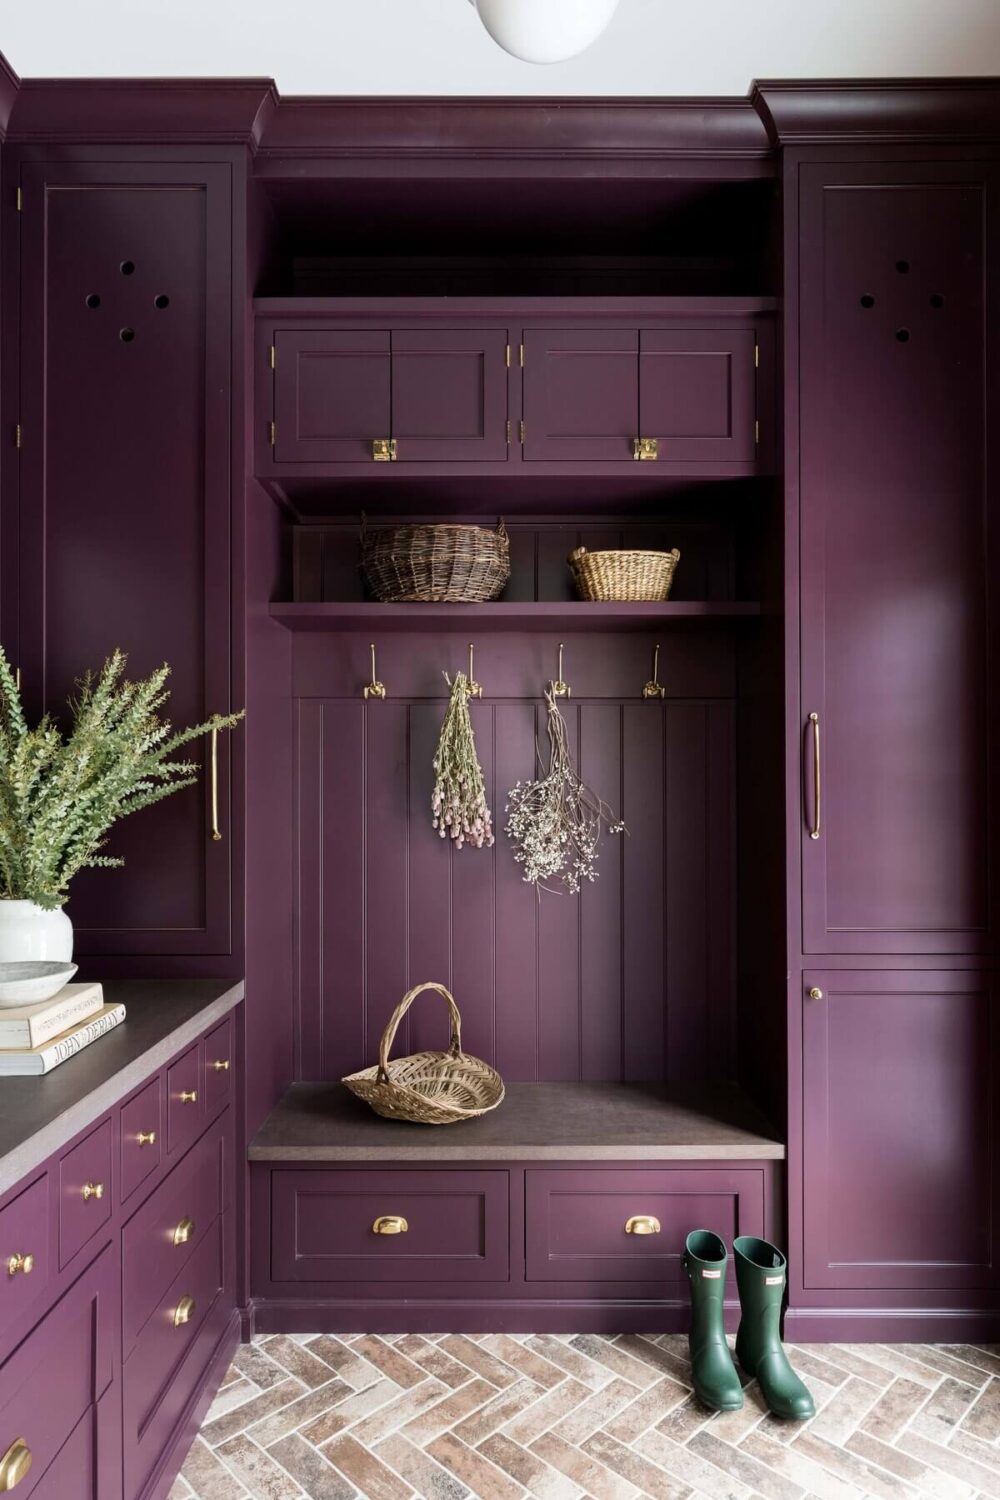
xmin=0 ymin=647 xmax=243 ymax=910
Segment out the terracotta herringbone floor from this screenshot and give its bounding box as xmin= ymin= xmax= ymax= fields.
xmin=172 ymin=1332 xmax=1000 ymax=1500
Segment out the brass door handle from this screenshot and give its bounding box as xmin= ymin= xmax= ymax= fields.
xmin=372 ymin=1215 xmax=408 ymax=1235
xmin=81 ymin=1182 xmax=104 ymax=1202
xmin=137 ymin=1130 xmax=156 ymax=1147
xmin=372 ymin=438 xmax=397 ymax=462
xmin=210 ymin=723 xmax=222 ymax=842
xmin=0 ymin=1437 xmax=32 ymax=1491
xmin=179 ymin=1090 xmax=198 ymax=1104
xmin=625 ymin=1215 xmax=661 ymax=1236
xmin=632 ymin=437 xmax=658 ymax=461
xmin=808 ymin=712 xmax=821 ymax=839
xmin=6 ymin=1254 xmax=33 ymax=1278
xmin=172 ymin=1217 xmax=195 ymax=1246
xmin=173 ymin=1295 xmax=195 ymax=1327
xmin=212 ymin=1059 xmax=230 ymax=1072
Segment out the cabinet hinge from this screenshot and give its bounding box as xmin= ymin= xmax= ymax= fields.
xmin=14 ymin=424 xmax=21 ymax=450
xmin=754 ymin=342 xmax=759 ymax=369
xmin=519 ymin=420 xmax=525 ymax=445
xmin=15 ymin=187 xmax=22 ymax=212
xmin=505 ymin=343 xmax=511 ymax=368
xmin=754 ymin=419 xmax=760 ymax=445
xmin=506 ymin=419 xmax=511 ymax=445
xmin=519 ymin=343 xmax=525 ymax=368
xmin=268 ymin=420 xmax=276 ymax=447
xmin=269 ymin=345 xmax=276 ymax=369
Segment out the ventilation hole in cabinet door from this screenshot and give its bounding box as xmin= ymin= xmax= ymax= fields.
xmin=119 ymin=326 xmax=135 ymax=343
xmin=895 ymin=327 xmax=910 ymax=343
xmin=120 ymin=259 xmax=136 ymax=276
xmin=153 ymin=293 xmax=170 ymax=310
xmin=895 ymin=259 xmax=910 ymax=274
xmin=860 ymin=293 xmax=875 ymax=308
xmin=930 ymin=293 xmax=945 ymax=309
xmin=85 ymin=293 xmax=101 ymax=309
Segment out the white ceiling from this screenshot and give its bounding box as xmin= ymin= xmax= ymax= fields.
xmin=3 ymin=0 xmax=999 ymax=97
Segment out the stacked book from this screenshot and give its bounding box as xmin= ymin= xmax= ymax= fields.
xmin=0 ymin=983 xmax=126 ymax=1075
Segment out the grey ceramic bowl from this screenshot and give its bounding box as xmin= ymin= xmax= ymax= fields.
xmin=0 ymin=961 xmax=78 ymax=1006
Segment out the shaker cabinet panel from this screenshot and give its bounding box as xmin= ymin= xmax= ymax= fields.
xmin=639 ymin=328 xmax=756 ymax=462
xmin=391 ymin=328 xmax=509 ymax=461
xmin=798 ymin=165 xmax=994 ymax=953
xmin=802 ymin=970 xmax=1000 ymax=1291
xmin=273 ymin=330 xmax=391 ymax=463
xmin=522 ymin=327 xmax=638 ymax=462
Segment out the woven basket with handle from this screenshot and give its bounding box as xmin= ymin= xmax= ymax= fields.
xmin=569 ymin=546 xmax=681 ymax=602
xmin=342 ymin=982 xmax=505 ymax=1125
xmin=361 ymin=517 xmax=510 ymax=603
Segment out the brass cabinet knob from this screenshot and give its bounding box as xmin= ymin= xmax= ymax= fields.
xmin=172 ymin=1217 xmax=195 ymax=1247
xmin=6 ymin=1254 xmax=34 ymax=1278
xmin=137 ymin=1130 xmax=156 ymax=1146
xmin=173 ymin=1295 xmax=195 ymax=1327
xmin=625 ymin=1215 xmax=661 ymax=1236
xmin=179 ymin=1090 xmax=198 ymax=1104
xmin=212 ymin=1059 xmax=230 ymax=1072
xmin=81 ymin=1182 xmax=104 ymax=1202
xmin=632 ymin=437 xmax=658 ymax=461
xmin=808 ymin=987 xmax=824 ymax=1000
xmin=372 ymin=438 xmax=397 ymax=462
xmin=372 ymin=1215 xmax=408 ymax=1235
xmin=0 ymin=1437 xmax=32 ymax=1491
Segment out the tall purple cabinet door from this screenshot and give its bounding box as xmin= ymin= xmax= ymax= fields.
xmin=799 ymin=165 xmax=994 ymax=954
xmin=802 ymin=970 xmax=999 ymax=1291
xmin=391 ymin=329 xmax=509 ymax=461
xmin=522 ymin=328 xmax=637 ymax=461
xmin=273 ymin=329 xmax=390 ymax=463
xmin=639 ymin=328 xmax=755 ymax=462
xmin=17 ymin=162 xmax=233 ymax=956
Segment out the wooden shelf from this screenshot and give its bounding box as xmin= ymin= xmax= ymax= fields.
xmin=270 ymin=601 xmax=761 ymax=633
xmin=249 ymin=1081 xmax=785 ymax=1162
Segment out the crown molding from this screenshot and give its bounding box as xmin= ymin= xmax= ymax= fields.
xmin=752 ymin=77 xmax=1000 ymax=146
xmin=0 ymin=50 xmax=20 ymax=142
xmin=6 ymin=77 xmax=278 ymax=147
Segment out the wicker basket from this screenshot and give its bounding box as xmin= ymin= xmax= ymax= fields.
xmin=568 ymin=546 xmax=681 ymax=602
xmin=342 ymin=982 xmax=505 ymax=1125
xmin=361 ymin=517 xmax=510 ymax=603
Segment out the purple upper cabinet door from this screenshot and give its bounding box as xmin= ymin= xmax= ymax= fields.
xmin=522 ymin=328 xmax=637 ymax=461
xmin=639 ymin=328 xmax=755 ymax=463
xmin=273 ymin=329 xmax=390 ymax=463
xmin=391 ymin=329 xmax=508 ymax=462
xmin=802 ymin=970 xmax=999 ymax=1291
xmin=17 ymin=161 xmax=233 ymax=957
xmin=799 ymin=164 xmax=994 ymax=954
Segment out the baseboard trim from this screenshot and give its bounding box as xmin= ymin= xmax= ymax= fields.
xmin=784 ymin=1305 xmax=1000 ymax=1342
xmin=251 ymin=1295 xmax=719 ymax=1335
xmin=142 ymin=1308 xmax=241 ymax=1500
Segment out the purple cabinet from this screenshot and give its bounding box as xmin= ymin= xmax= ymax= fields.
xmin=640 ymin=329 xmax=755 ymax=462
xmin=391 ymin=328 xmax=509 ymax=461
xmin=58 ymin=1118 xmax=112 ymax=1270
xmin=14 ymin=159 xmax=234 ymax=957
xmin=802 ymin=970 xmax=999 ymax=1292
xmin=0 ymin=1174 xmax=50 ymax=1337
xmin=523 ymin=328 xmax=638 ymax=462
xmin=274 ymin=329 xmax=390 ymax=462
xmin=798 ymin=163 xmax=994 ymax=954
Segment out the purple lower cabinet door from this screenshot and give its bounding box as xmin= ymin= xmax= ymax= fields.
xmin=525 ymin=1167 xmax=766 ymax=1283
xmin=803 ymin=969 xmax=999 ymax=1291
xmin=166 ymin=1045 xmax=204 ymax=1157
xmin=0 ymin=1174 xmax=50 ymax=1343
xmin=270 ymin=1168 xmax=510 ymax=1283
xmin=59 ymin=1117 xmax=113 ymax=1269
xmin=120 ymin=1075 xmax=163 ymax=1204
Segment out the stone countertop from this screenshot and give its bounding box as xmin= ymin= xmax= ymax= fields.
xmin=0 ymin=978 xmax=244 ymax=1197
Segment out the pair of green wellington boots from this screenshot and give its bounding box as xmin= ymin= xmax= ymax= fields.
xmin=683 ymin=1230 xmax=814 ymax=1419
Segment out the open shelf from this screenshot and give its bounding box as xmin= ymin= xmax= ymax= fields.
xmin=270 ymin=601 xmax=761 ymax=633
xmin=249 ymin=1081 xmax=784 ymax=1163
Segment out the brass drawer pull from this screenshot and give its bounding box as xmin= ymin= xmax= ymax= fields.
xmin=6 ymin=1253 xmax=33 ymax=1278
xmin=808 ymin=987 xmax=824 ymax=1001
xmin=212 ymin=1058 xmax=230 ymax=1072
xmin=372 ymin=1215 xmax=408 ymax=1235
xmin=372 ymin=438 xmax=397 ymax=462
xmin=172 ymin=1216 xmax=195 ymax=1247
xmin=808 ymin=711 xmax=821 ymax=839
xmin=179 ymin=1090 xmax=198 ymax=1104
xmin=0 ymin=1437 xmax=32 ymax=1491
xmin=632 ymin=437 xmax=658 ymax=461
xmin=81 ymin=1182 xmax=104 ymax=1202
xmin=137 ymin=1130 xmax=156 ymax=1147
xmin=625 ymin=1215 xmax=661 ymax=1236
xmin=173 ymin=1295 xmax=195 ymax=1327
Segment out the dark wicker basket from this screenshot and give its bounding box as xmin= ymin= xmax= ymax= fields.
xmin=361 ymin=517 xmax=510 ymax=603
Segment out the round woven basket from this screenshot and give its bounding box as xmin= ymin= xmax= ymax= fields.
xmin=569 ymin=546 xmax=681 ymax=602
xmin=342 ymin=982 xmax=505 ymax=1125
xmin=361 ymin=518 xmax=510 ymax=603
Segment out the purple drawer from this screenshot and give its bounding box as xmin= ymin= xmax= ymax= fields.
xmin=59 ymin=1119 xmax=113 ymax=1270
xmin=202 ymin=1015 xmax=233 ymax=1115
xmin=166 ymin=1044 xmax=203 ymax=1157
xmin=122 ymin=1113 xmax=228 ymax=1353
xmin=0 ymin=1175 xmax=50 ymax=1339
xmin=525 ymin=1167 xmax=766 ymax=1284
xmin=271 ymin=1168 xmax=509 ymax=1284
xmin=120 ymin=1075 xmax=162 ymax=1204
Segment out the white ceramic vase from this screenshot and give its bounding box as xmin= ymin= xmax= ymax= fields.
xmin=0 ymin=900 xmax=74 ymax=963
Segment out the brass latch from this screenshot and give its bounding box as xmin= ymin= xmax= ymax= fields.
xmin=372 ymin=438 xmax=397 ymax=462
xmin=633 ymin=437 xmax=658 ymax=461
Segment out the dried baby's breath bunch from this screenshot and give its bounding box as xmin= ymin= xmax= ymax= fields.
xmin=505 ymin=686 xmax=625 ymax=894
xmin=432 ymin=671 xmax=494 ymax=850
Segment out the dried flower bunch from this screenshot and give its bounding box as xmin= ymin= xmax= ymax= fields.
xmin=505 ymin=687 xmax=625 ymax=894
xmin=432 ymin=671 xmax=494 ymax=850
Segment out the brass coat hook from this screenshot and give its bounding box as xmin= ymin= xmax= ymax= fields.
xmin=363 ymin=642 xmax=386 ymax=700
xmin=467 ymin=642 xmax=482 ymax=698
xmin=642 ymin=643 xmax=665 ymax=700
xmin=552 ymin=642 xmax=571 ymax=698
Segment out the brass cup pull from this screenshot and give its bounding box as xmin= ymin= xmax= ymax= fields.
xmin=632 ymin=437 xmax=658 ymax=461
xmin=372 ymin=1215 xmax=408 ymax=1235
xmin=808 ymin=711 xmax=821 ymax=839
xmin=212 ymin=1058 xmax=231 ymax=1072
xmin=0 ymin=1437 xmax=32 ymax=1491
xmin=172 ymin=1216 xmax=195 ymax=1247
xmin=173 ymin=1295 xmax=195 ymax=1327
xmin=6 ymin=1253 xmax=34 ymax=1278
xmin=625 ymin=1215 xmax=661 ymax=1236
xmin=137 ymin=1130 xmax=156 ymax=1147
xmin=808 ymin=987 xmax=824 ymax=1001
xmin=179 ymin=1090 xmax=198 ymax=1104
xmin=81 ymin=1182 xmax=104 ymax=1202
xmin=372 ymin=438 xmax=397 ymax=462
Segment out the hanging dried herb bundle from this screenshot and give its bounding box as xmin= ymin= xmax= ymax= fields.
xmin=505 ymin=687 xmax=625 ymax=894
xmin=432 ymin=672 xmax=494 ymax=850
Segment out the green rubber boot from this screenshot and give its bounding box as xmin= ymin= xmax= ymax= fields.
xmin=682 ymin=1230 xmax=743 ymax=1412
xmin=733 ymin=1236 xmax=815 ymax=1420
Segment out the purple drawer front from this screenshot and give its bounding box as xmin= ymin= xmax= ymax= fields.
xmin=59 ymin=1118 xmax=113 ymax=1270
xmin=122 ymin=1114 xmax=228 ymax=1352
xmin=166 ymin=1044 xmax=203 ymax=1157
xmin=120 ymin=1075 xmax=163 ymax=1203
xmin=525 ymin=1167 xmax=766 ymax=1284
xmin=203 ymin=1015 xmax=233 ymax=1114
xmin=271 ymin=1168 xmax=509 ymax=1284
xmin=0 ymin=1175 xmax=50 ymax=1337
xmin=29 ymin=1406 xmax=93 ymax=1500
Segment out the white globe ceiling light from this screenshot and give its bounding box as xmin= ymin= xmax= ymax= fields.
xmin=468 ymin=0 xmax=621 ymax=63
